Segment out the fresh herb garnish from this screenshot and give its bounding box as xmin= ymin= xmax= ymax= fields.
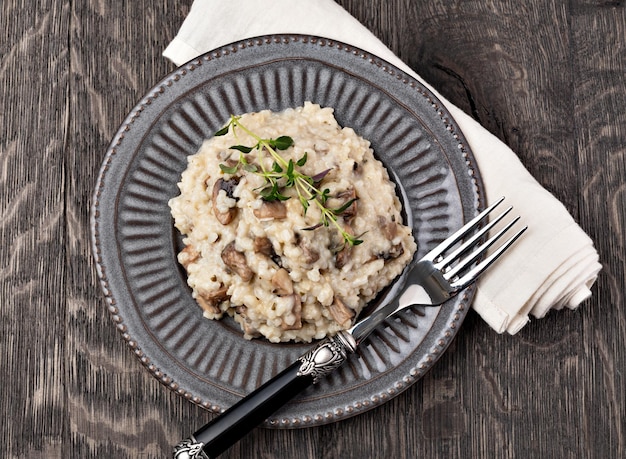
xmin=216 ymin=115 xmax=363 ymax=247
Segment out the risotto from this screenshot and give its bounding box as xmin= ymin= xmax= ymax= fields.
xmin=169 ymin=102 xmax=416 ymax=343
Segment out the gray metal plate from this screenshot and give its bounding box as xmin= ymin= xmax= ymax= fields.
xmin=91 ymin=35 xmax=484 ymax=428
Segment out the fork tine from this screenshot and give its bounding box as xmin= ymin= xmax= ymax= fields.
xmin=444 ymin=215 xmax=520 ymax=280
xmin=449 ymin=224 xmax=527 ymax=290
xmin=425 ymin=196 xmax=505 ymax=261
xmin=436 ymin=206 xmax=513 ymax=270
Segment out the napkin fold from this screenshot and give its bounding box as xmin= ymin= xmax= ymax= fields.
xmin=163 ymin=0 xmax=601 ymax=334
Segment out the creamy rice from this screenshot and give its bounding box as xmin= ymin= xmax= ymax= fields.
xmin=169 ymin=102 xmax=416 ymax=342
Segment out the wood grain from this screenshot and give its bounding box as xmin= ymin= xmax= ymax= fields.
xmin=0 ymin=1 xmax=69 ymax=457
xmin=1 ymin=0 xmax=624 ymax=457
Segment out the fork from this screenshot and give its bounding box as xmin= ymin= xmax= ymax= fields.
xmin=174 ymin=196 xmax=527 ymax=459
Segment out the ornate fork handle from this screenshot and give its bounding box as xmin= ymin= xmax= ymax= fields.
xmin=173 ymin=331 xmax=357 ymax=459
xmin=173 ymin=437 xmax=208 ymax=459
xmin=296 ymin=330 xmax=357 ymax=382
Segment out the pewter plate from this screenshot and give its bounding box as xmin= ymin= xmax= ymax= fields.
xmin=91 ymin=35 xmax=484 ymax=428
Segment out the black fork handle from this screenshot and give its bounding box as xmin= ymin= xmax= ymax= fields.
xmin=173 ymin=332 xmax=356 ymax=458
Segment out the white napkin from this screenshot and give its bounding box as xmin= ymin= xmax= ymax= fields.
xmin=163 ymin=0 xmax=601 ymax=334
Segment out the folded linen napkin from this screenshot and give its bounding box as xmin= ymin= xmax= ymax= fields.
xmin=163 ymin=0 xmax=601 ymax=334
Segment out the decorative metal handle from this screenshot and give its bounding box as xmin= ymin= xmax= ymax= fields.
xmin=173 ymin=436 xmax=209 ymax=459
xmin=174 ymin=331 xmax=357 ymax=458
xmin=297 ymin=330 xmax=357 ymax=382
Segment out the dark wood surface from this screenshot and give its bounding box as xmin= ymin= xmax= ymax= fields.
xmin=1 ymin=1 xmax=624 ymax=457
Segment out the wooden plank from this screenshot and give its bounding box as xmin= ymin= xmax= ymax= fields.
xmin=571 ymin=1 xmax=626 ymax=456
xmin=64 ymin=2 xmax=198 ymax=458
xmin=0 ymin=1 xmax=70 ymax=457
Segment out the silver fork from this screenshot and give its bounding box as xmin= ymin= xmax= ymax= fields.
xmin=348 ymin=195 xmax=525 ymax=344
xmin=174 ymin=196 xmax=527 ymax=459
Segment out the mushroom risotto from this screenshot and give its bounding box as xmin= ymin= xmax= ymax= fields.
xmin=169 ymin=102 xmax=416 ymax=343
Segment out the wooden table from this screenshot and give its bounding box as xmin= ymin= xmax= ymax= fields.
xmin=2 ymin=1 xmax=624 ymax=457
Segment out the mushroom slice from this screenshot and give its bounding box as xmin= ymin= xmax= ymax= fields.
xmin=335 ymin=223 xmax=354 ymax=269
xmin=377 ymin=215 xmax=398 ymax=240
xmin=294 ymin=233 xmax=320 ymax=264
xmin=335 ymin=246 xmax=351 ymax=269
xmin=301 ymin=245 xmax=320 ymax=264
xmin=253 ymin=236 xmax=274 ymax=256
xmin=196 ymin=296 xmax=221 ymax=315
xmin=235 ymin=306 xmax=261 ymax=338
xmin=253 ymin=236 xmax=282 ymax=267
xmin=212 ymin=178 xmax=238 ymax=225
xmin=253 ymin=201 xmax=287 ymax=220
xmin=179 ymin=244 xmax=200 ymax=269
xmin=379 ymin=243 xmax=405 ymax=261
xmin=221 ymin=241 xmax=253 ymax=282
xmin=281 ymin=294 xmax=303 ymax=330
xmin=196 ymin=286 xmax=229 ymax=315
xmin=329 ymin=297 xmax=354 ymax=328
xmin=271 ymin=268 xmax=293 ymax=296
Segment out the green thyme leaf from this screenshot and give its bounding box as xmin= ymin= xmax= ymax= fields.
xmin=219 ymin=163 xmax=238 ymax=174
xmin=320 ymin=188 xmax=331 ymax=204
xmin=296 ymin=152 xmax=308 ymax=167
xmin=345 ymin=231 xmax=366 ymax=247
xmin=259 ymin=184 xmax=277 ymax=200
xmin=230 ymin=145 xmax=253 ymax=153
xmin=286 ymin=159 xmax=294 ymax=177
xmin=331 ymin=198 xmax=357 ymax=215
xmin=214 ymin=125 xmax=230 ymax=136
xmin=272 ymin=136 xmax=293 ymax=150
xmin=299 ymin=196 xmax=309 ymax=214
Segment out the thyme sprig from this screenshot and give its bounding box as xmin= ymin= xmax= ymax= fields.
xmin=215 ymin=115 xmax=363 ymax=247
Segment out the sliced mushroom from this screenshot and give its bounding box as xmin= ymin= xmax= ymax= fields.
xmin=201 ymin=285 xmax=230 ymax=302
xmin=253 ymin=236 xmax=282 ymax=266
xmin=365 ymin=242 xmax=405 ymax=264
xmin=294 ymin=233 xmax=320 ymax=264
xmin=221 ymin=241 xmax=253 ymax=282
xmin=301 ymin=244 xmax=320 ymax=264
xmin=376 ymin=243 xmax=405 ymax=261
xmin=253 ymin=201 xmax=287 ymax=220
xmin=253 ymin=236 xmax=273 ymax=256
xmin=329 ymin=297 xmax=354 ymax=328
xmin=196 ymin=286 xmax=229 ymax=315
xmin=235 ymin=306 xmax=261 ymax=338
xmin=196 ymin=296 xmax=221 ymax=315
xmin=335 ymin=246 xmax=351 ymax=269
xmin=179 ymin=244 xmax=200 ymax=269
xmin=281 ymin=294 xmax=302 ymax=330
xmin=212 ymin=178 xmax=238 ymax=225
xmin=271 ymin=268 xmax=293 ymax=295
xmin=335 ymin=223 xmax=353 ymax=269
xmin=377 ymin=215 xmax=398 ymax=240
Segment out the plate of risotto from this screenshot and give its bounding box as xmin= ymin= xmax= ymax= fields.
xmin=91 ymin=35 xmax=484 ymax=427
